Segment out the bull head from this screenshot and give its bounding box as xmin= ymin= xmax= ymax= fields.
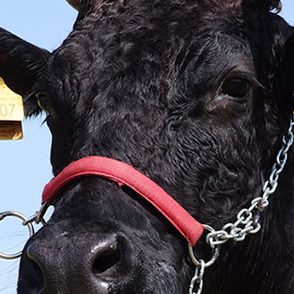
xmin=0 ymin=0 xmax=294 ymax=293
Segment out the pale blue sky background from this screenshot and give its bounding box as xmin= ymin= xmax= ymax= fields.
xmin=0 ymin=1 xmax=293 ymax=293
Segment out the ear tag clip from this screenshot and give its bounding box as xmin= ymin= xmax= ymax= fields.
xmin=0 ymin=78 xmax=24 ymax=140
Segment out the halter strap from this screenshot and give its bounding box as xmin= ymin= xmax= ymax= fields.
xmin=41 ymin=156 xmax=204 ymax=246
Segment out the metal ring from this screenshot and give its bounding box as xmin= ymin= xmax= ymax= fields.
xmin=0 ymin=211 xmax=35 ymax=260
xmin=188 ymin=225 xmax=220 ymax=268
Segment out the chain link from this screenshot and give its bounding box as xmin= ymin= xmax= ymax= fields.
xmin=206 ymin=115 xmax=294 ymax=248
xmin=189 ymin=260 xmax=205 ymax=294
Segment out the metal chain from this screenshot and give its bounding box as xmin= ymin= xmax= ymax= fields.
xmin=189 ymin=260 xmax=205 ymax=294
xmin=188 ymin=115 xmax=294 ymax=294
xmin=206 ymin=115 xmax=294 ymax=248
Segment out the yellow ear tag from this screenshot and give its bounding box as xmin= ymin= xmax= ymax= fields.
xmin=0 ymin=78 xmax=24 ymax=140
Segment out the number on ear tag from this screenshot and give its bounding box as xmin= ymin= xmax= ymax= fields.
xmin=0 ymin=78 xmax=24 ymax=140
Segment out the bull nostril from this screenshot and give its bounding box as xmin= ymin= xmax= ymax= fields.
xmin=92 ymin=239 xmax=121 ymax=275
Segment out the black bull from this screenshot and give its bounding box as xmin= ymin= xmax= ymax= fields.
xmin=1 ymin=0 xmax=294 ymax=293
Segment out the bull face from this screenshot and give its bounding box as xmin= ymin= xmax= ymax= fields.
xmin=1 ymin=0 xmax=294 ymax=293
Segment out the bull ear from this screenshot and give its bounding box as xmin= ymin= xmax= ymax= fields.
xmin=274 ymin=34 xmax=294 ymax=115
xmin=0 ymin=28 xmax=50 ymax=116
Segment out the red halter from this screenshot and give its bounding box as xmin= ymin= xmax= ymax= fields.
xmin=42 ymin=156 xmax=204 ymax=246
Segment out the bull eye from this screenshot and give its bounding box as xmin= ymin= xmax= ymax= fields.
xmin=221 ymin=77 xmax=251 ymax=99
